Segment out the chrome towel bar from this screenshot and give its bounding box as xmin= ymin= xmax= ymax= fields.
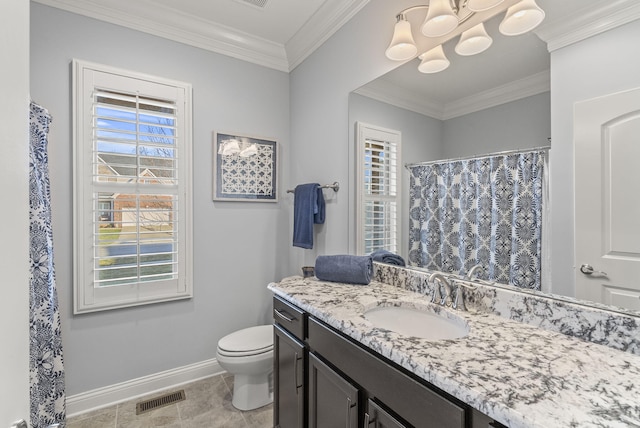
xmin=286 ymin=182 xmax=339 ymax=193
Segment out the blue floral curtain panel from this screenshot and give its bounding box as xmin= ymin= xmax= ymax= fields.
xmin=408 ymin=149 xmax=546 ymax=290
xmin=29 ymin=102 xmax=66 ymax=427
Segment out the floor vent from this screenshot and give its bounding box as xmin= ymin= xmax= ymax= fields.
xmin=136 ymin=390 xmax=186 ymax=415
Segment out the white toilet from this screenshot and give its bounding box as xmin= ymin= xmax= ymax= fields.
xmin=216 ymin=324 xmax=274 ymax=411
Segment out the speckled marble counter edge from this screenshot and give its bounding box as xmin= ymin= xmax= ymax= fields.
xmin=373 ymin=263 xmax=640 ymax=355
xmin=268 ymin=276 xmax=640 ymax=428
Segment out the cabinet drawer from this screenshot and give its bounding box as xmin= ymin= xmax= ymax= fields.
xmin=308 ymin=317 xmax=465 ymax=428
xmin=273 ymin=296 xmax=306 ymax=341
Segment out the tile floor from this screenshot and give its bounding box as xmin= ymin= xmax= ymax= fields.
xmin=66 ymin=374 xmax=273 ymax=428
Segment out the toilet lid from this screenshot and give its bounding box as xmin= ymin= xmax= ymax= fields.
xmin=218 ymin=325 xmax=273 ymax=355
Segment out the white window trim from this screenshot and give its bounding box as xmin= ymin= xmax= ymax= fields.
xmin=356 ymin=122 xmax=402 ymax=255
xmin=72 ymin=59 xmax=193 ymax=314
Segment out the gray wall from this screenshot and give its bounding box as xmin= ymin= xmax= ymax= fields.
xmin=288 ymin=0 xmax=417 ymax=266
xmin=30 ymin=3 xmax=290 ymax=395
xmin=348 ymin=93 xmax=443 ymax=257
xmin=442 ymin=92 xmax=551 ymax=159
xmin=549 ymin=19 xmax=640 ymax=297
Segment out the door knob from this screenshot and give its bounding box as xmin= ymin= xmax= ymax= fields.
xmin=580 ymin=264 xmax=608 ymax=277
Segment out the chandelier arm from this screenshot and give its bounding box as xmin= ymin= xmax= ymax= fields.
xmin=396 ymin=1 xmax=475 ymax=24
xmin=396 ymin=5 xmax=429 ymax=20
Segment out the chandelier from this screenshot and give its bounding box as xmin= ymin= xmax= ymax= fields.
xmin=385 ymin=0 xmax=545 ymax=73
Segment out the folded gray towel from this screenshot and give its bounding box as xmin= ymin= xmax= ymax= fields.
xmin=315 ymin=255 xmax=372 ymax=285
xmin=370 ymin=249 xmax=406 ymax=266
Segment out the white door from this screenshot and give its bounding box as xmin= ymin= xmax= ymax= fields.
xmin=0 ymin=0 xmax=31 ymax=426
xmin=574 ymin=87 xmax=640 ymax=311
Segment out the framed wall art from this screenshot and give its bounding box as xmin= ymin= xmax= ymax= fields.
xmin=213 ymin=132 xmax=278 ymax=202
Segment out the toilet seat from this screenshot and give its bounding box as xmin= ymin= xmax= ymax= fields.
xmin=217 ymin=325 xmax=273 ymax=357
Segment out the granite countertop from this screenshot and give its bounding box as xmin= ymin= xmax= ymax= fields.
xmin=268 ymin=276 xmax=640 ymax=428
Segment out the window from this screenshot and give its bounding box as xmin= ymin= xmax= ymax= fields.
xmin=356 ymin=122 xmax=401 ymax=255
xmin=73 ymin=59 xmax=193 ymax=313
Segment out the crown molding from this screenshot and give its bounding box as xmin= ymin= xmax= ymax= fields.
xmin=35 ymin=0 xmax=361 ymax=72
xmin=354 ymin=71 xmax=550 ymax=121
xmin=286 ymin=0 xmax=370 ymax=71
xmin=443 ymin=71 xmax=550 ymax=120
xmin=354 ymin=79 xmax=445 ymax=120
xmin=33 ymin=0 xmax=370 ymax=72
xmin=535 ymin=0 xmax=640 ymax=52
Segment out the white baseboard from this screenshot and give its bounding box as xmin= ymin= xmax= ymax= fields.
xmin=66 ymin=358 xmax=224 ymax=418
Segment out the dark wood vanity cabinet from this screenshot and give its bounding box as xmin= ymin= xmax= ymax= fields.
xmin=307 ymin=317 xmax=465 ymax=428
xmin=272 ymin=296 xmax=506 ymax=428
xmin=273 ymin=297 xmax=307 ymax=428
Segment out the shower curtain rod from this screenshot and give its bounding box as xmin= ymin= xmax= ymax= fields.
xmin=404 ymin=145 xmax=551 ymax=169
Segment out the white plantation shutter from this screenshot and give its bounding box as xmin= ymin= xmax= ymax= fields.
xmin=356 ymin=123 xmax=401 ymax=255
xmin=92 ymin=90 xmax=179 ymax=287
xmin=73 ymin=60 xmax=193 ymax=313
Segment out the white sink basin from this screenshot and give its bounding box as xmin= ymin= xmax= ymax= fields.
xmin=364 ymin=306 xmax=469 ymax=341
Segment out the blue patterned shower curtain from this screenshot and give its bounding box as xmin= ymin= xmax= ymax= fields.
xmin=29 ymin=102 xmax=66 ymax=427
xmin=407 ymin=149 xmax=545 ymax=290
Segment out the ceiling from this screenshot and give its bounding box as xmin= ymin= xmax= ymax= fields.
xmin=33 ymin=0 xmax=370 ymax=71
xmin=34 ymin=0 xmax=639 ymax=111
xmin=149 ymin=0 xmax=328 ymax=45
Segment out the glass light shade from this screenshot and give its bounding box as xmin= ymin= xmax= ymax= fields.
xmin=418 ymin=45 xmax=450 ymax=73
xmin=385 ymin=18 xmax=418 ymax=61
xmin=239 ymin=143 xmax=257 ymax=157
xmin=219 ymin=140 xmax=240 ymax=155
xmin=467 ymin=0 xmax=504 ymax=12
xmin=455 ymin=23 xmax=493 ymax=56
xmin=499 ymin=0 xmax=545 ymax=36
xmin=421 ymin=0 xmax=459 ymax=37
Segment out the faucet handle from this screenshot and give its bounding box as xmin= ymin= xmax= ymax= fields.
xmin=450 ymin=279 xmax=476 ymax=310
xmin=428 ymin=273 xmax=454 ymax=307
xmin=430 ymin=278 xmax=442 ymax=303
xmin=452 ymin=283 xmax=464 ymax=310
xmin=439 ymin=277 xmax=454 ymax=307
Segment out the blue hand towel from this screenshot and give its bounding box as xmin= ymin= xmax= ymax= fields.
xmin=315 ymin=255 xmax=373 ymax=285
xmin=370 ymin=249 xmax=406 ymax=266
xmin=293 ymin=183 xmax=325 ymax=249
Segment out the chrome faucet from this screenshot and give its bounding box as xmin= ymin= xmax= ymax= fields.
xmin=465 ymin=264 xmax=484 ymax=281
xmin=428 ymin=272 xmax=453 ymax=306
xmin=451 ymin=279 xmax=477 ymax=311
xmin=429 ymin=272 xmax=477 ymax=311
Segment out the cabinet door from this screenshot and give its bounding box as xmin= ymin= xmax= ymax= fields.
xmin=365 ymin=399 xmax=408 ymax=428
xmin=274 ymin=324 xmax=306 ymax=428
xmin=308 ymin=353 xmax=358 ymax=428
